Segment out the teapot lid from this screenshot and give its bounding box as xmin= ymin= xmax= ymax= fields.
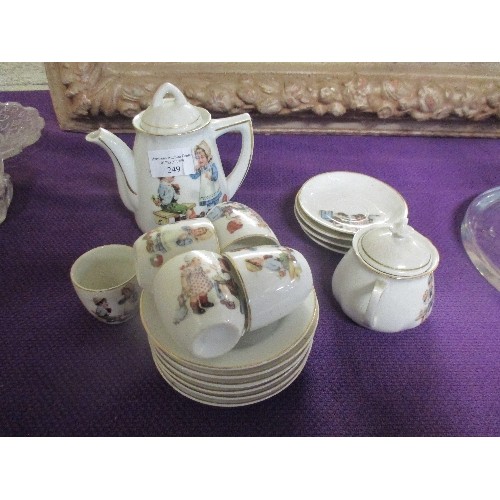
xmin=133 ymin=82 xmax=210 ymax=135
xmin=353 ymin=218 xmax=439 ymax=278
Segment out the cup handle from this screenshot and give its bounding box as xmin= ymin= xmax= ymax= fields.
xmin=364 ymin=278 xmax=388 ymax=329
xmin=210 ymin=114 xmax=254 ymax=199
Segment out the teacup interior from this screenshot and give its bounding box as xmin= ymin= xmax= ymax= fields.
xmin=72 ymin=245 xmax=135 ymax=291
xmin=224 ymin=235 xmax=279 ymax=252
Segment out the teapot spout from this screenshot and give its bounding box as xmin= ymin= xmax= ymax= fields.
xmin=86 ymin=127 xmax=138 ymax=213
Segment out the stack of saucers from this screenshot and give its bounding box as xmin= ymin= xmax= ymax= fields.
xmin=295 ymin=171 xmax=408 ymax=254
xmin=140 ymin=290 xmax=318 ymax=407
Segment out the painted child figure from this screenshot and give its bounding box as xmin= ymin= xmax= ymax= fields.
xmin=245 ymin=247 xmax=302 ymax=280
xmin=180 ymin=255 xmax=215 ymax=315
xmin=118 ymin=284 xmax=139 ymax=316
xmin=190 ymin=141 xmax=226 ymax=210
xmin=213 ymin=257 xmax=241 ymax=310
xmin=93 ymin=297 xmax=112 ymax=320
xmin=153 ymin=176 xmax=196 ymax=219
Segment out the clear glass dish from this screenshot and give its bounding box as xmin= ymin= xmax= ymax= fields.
xmin=0 ymin=101 xmax=45 ymax=223
xmin=461 ymin=186 xmax=500 ymax=291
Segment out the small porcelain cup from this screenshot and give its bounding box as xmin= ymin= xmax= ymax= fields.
xmin=153 ymin=250 xmax=247 ymax=359
xmin=223 ymin=245 xmax=314 ymax=332
xmin=71 ymin=244 xmax=140 ymax=324
xmin=207 ymin=201 xmax=279 ymax=251
xmin=134 ymin=218 xmax=220 ymax=292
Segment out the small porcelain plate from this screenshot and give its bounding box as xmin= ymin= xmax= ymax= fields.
xmin=152 ymin=343 xmax=312 ymax=407
xmin=297 ymin=171 xmax=408 ymax=234
xmin=295 ymin=196 xmax=353 ymax=241
xmin=294 ymin=205 xmax=351 ymax=254
xmin=140 ymin=289 xmax=318 ymax=375
xmin=150 ymin=333 xmax=313 ymax=387
xmin=297 ymin=224 xmax=349 ymax=254
xmin=152 ymin=340 xmax=312 ymax=396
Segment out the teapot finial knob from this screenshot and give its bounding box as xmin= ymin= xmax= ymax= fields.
xmin=151 ymin=82 xmax=188 ymax=108
xmin=391 ymin=217 xmax=410 ymax=238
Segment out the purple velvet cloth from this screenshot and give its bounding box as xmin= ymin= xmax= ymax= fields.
xmin=0 ymin=90 xmax=499 ymax=436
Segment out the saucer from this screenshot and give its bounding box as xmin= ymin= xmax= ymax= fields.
xmin=295 ymin=195 xmax=353 ymax=242
xmin=152 ymin=340 xmax=312 ymax=396
xmin=140 ymin=289 xmax=318 ymax=375
xmin=298 ymin=227 xmax=349 ymax=254
xmin=152 ymin=343 xmax=312 ymax=407
xmin=151 ymin=333 xmax=313 ymax=387
xmin=295 ymin=206 xmax=351 ymax=254
xmin=141 ymin=289 xmax=317 ymax=405
xmin=297 ymin=171 xmax=408 ymax=234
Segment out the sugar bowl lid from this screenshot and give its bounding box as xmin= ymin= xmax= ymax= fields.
xmin=133 ymin=82 xmax=210 ymax=135
xmin=353 ymin=218 xmax=439 ymax=278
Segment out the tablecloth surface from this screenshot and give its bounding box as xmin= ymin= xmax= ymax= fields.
xmin=1 ymin=90 xmax=499 ymax=436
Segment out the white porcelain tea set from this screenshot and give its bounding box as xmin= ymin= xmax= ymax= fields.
xmin=67 ymin=82 xmax=317 ymax=406
xmin=70 ymin=81 xmax=440 ymax=406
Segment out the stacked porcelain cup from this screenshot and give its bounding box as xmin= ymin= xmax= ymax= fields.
xmin=294 ymin=171 xmax=409 ymax=253
xmin=135 ymin=202 xmax=318 ymax=407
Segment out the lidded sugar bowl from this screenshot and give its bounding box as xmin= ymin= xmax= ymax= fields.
xmin=332 ymin=218 xmax=439 ymax=332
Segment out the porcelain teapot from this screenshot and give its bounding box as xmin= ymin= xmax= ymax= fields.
xmin=86 ymin=82 xmax=253 ymax=232
xmin=332 ymin=219 xmax=439 ymax=333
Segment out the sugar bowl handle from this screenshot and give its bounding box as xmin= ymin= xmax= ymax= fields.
xmin=365 ymin=278 xmax=388 ymax=328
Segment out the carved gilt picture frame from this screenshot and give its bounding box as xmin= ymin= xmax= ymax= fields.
xmin=45 ymin=62 xmax=500 ymax=137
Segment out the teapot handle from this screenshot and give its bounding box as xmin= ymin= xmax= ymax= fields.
xmin=365 ymin=278 xmax=388 ymax=329
xmin=210 ymin=114 xmax=253 ymax=199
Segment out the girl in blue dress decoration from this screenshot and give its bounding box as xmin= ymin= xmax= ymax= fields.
xmin=190 ymin=140 xmax=226 ymax=210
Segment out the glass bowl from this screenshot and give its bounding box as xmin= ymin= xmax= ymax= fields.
xmin=461 ymin=186 xmax=500 ymax=291
xmin=0 ymin=101 xmax=44 ymax=223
